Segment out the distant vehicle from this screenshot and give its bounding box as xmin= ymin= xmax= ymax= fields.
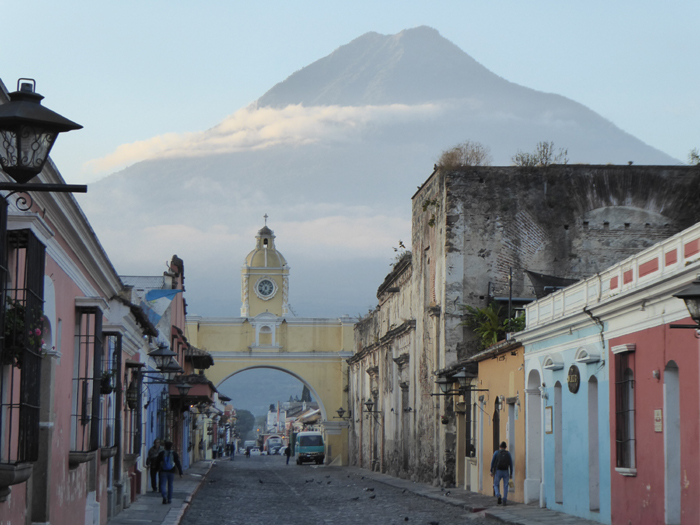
xmin=295 ymin=431 xmax=325 ymax=465
xmin=279 ymin=446 xmax=288 ymax=456
xmin=250 ymin=448 xmax=261 ymax=456
xmin=264 ymin=436 xmax=284 ymax=454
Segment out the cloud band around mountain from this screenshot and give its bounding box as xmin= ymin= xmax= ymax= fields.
xmin=85 ymin=103 xmax=443 ymax=175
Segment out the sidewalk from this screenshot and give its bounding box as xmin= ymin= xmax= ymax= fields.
xmin=344 ymin=467 xmax=602 ymax=525
xmin=107 ymin=461 xmax=212 ymax=525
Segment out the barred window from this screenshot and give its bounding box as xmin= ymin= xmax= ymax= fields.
xmin=615 ymin=351 xmax=636 ymax=469
xmin=123 ymin=366 xmax=143 ymax=456
xmin=101 ymin=333 xmax=122 ymax=451
xmin=0 ymin=223 xmax=46 ymax=465
xmin=71 ymin=307 xmax=103 ymax=452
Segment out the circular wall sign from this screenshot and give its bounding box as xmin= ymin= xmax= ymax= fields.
xmin=567 ymin=365 xmax=580 ymax=394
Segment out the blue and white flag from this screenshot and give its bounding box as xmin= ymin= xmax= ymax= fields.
xmin=141 ymin=289 xmax=182 ymax=326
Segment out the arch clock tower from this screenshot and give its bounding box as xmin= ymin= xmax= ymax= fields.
xmin=241 ymin=220 xmax=289 ymax=318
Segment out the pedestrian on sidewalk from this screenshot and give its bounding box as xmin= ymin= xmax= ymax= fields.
xmin=230 ymin=442 xmax=235 ymax=461
xmin=156 ymin=441 xmax=183 ymax=504
xmin=146 ymin=439 xmax=163 ymax=493
xmin=284 ymin=445 xmax=291 ymax=465
xmin=490 ymin=441 xmax=513 ymax=506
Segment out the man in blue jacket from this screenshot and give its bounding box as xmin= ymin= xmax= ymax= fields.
xmin=156 ymin=441 xmax=183 ymax=504
xmin=490 ymin=441 xmax=513 ymax=506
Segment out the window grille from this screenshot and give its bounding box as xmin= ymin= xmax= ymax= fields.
xmin=159 ymin=389 xmax=172 ymax=441
xmin=615 ymin=351 xmax=636 ymax=468
xmin=101 ymin=333 xmax=122 ymax=450
xmin=0 ymin=225 xmax=46 ymax=465
xmin=123 ymin=368 xmax=142 ymax=456
xmin=71 ymin=307 xmax=103 ymax=452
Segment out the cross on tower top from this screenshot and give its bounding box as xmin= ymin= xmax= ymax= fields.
xmin=264 ymin=213 xmax=268 ymax=226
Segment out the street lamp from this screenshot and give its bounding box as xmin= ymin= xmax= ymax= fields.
xmin=672 ymin=279 xmax=700 ymax=328
xmin=335 ymin=407 xmax=352 ymax=420
xmin=159 ymin=358 xmax=184 ymax=381
xmin=364 ymin=399 xmax=380 ymax=413
xmin=148 ymin=343 xmax=178 ymax=369
xmin=175 ymin=382 xmax=192 ymax=397
xmin=125 ymin=379 xmax=140 ymax=410
xmin=0 ymin=79 xmax=82 ymax=184
xmin=435 ymin=377 xmax=454 ymax=395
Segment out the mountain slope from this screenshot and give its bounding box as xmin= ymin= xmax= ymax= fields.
xmin=82 ymin=27 xmax=678 ymax=321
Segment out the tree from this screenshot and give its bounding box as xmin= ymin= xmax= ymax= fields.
xmin=235 ymin=409 xmax=255 ymax=438
xmin=512 ymin=141 xmax=568 ymax=167
xmin=437 ymin=140 xmax=492 ymax=170
xmin=461 ymin=302 xmax=526 ymax=349
xmin=689 ymin=148 xmax=700 ymax=165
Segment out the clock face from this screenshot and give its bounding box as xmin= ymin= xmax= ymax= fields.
xmin=257 ymin=279 xmax=275 ymax=297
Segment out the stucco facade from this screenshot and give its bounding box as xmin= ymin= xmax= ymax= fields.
xmin=520 ymin=220 xmax=700 ymax=523
xmin=465 ymin=342 xmax=526 ymax=502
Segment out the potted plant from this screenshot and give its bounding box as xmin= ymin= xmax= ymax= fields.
xmin=2 ymin=298 xmax=43 ymax=368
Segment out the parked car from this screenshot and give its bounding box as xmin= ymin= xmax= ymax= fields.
xmin=270 ymin=446 xmax=282 ymax=455
xmin=250 ymin=447 xmax=261 ymax=456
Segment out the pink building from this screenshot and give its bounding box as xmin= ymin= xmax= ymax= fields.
xmin=605 ymin=232 xmax=700 ymax=524
xmin=0 ymin=79 xmax=194 ymax=524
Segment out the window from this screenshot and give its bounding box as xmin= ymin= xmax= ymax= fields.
xmin=101 ymin=333 xmax=122 ymax=451
xmin=0 ymin=225 xmax=46 ymax=465
xmin=123 ymin=365 xmax=143 ymax=456
xmin=71 ymin=306 xmax=103 ymax=452
xmin=615 ymin=349 xmax=636 ymax=471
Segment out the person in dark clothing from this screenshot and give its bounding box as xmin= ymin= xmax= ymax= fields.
xmin=156 ymin=440 xmax=183 ymax=504
xmin=284 ymin=445 xmax=291 ymax=465
xmin=230 ymin=442 xmax=235 ymax=461
xmin=490 ymin=441 xmax=513 ymax=506
xmin=146 ymin=439 xmax=162 ymax=492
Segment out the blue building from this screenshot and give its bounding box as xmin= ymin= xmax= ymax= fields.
xmin=520 ymin=294 xmax=611 ymax=523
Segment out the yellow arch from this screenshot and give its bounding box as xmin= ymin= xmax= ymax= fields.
xmin=215 ymin=364 xmax=329 ymax=421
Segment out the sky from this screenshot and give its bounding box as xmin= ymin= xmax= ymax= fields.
xmin=1 ymin=0 xmax=698 ymax=187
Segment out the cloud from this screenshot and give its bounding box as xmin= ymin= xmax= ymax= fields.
xmin=84 ymin=103 xmax=443 ymax=175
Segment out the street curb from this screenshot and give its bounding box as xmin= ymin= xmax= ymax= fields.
xmin=172 ymin=461 xmax=214 ymax=525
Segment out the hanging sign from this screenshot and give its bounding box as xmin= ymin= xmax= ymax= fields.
xmin=567 ymin=365 xmax=580 ymax=394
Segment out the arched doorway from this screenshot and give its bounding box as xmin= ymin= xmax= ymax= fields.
xmin=492 ymin=398 xmax=501 ymax=456
xmin=554 ymin=381 xmax=563 ymax=504
xmin=664 ymin=361 xmax=680 ymax=525
xmin=588 ymin=376 xmax=599 ymax=511
xmin=525 ymin=369 xmax=543 ymax=505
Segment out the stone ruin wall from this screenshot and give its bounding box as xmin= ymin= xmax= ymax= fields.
xmin=439 ymin=165 xmax=700 ymax=359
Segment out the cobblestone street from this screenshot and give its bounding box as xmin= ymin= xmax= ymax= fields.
xmin=181 ymin=456 xmax=500 ymax=525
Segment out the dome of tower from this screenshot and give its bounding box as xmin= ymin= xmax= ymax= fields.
xmin=244 ymin=224 xmax=287 ymax=268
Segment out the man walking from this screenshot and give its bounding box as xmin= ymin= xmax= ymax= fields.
xmin=284 ymin=444 xmax=291 ymax=465
xmin=146 ymin=439 xmax=162 ymax=492
xmin=490 ymin=441 xmax=513 ymax=506
xmin=230 ymin=442 xmax=235 ymax=461
xmin=156 ymin=441 xmax=183 ymax=504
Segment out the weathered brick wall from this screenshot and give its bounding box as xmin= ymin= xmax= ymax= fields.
xmin=442 ymin=165 xmax=700 ymax=313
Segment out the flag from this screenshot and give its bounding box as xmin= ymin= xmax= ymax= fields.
xmin=141 ymin=289 xmax=182 ymax=326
